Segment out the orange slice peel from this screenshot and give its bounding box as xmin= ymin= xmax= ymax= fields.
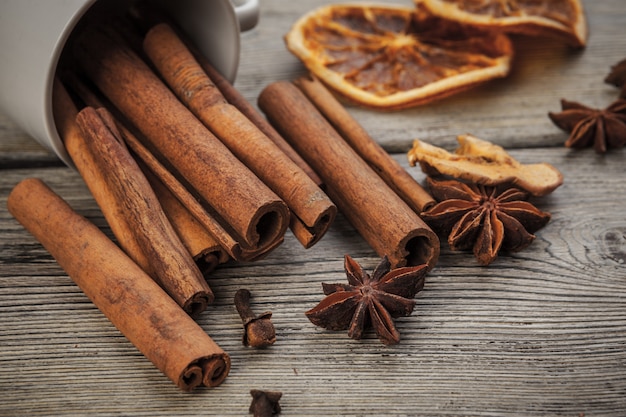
xmin=418 ymin=0 xmax=588 ymax=48
xmin=284 ymin=3 xmax=514 ymax=110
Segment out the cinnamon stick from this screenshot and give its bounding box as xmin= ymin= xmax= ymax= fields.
xmin=190 ymin=41 xmax=322 ymax=188
xmin=259 ymin=81 xmax=440 ymax=270
xmin=126 ymin=1 xmax=322 ymax=186
xmin=7 ymin=178 xmax=230 ymax=391
xmin=114 ymin=117 xmax=277 ymax=262
xmin=142 ymin=23 xmax=336 ymax=249
xmin=60 ymin=72 xmax=232 ymax=269
xmin=73 ymin=24 xmax=289 ymax=253
xmin=294 ymin=74 xmax=435 ymax=213
xmin=53 ymin=79 xmax=212 ymax=317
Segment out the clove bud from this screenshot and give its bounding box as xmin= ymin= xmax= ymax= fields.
xmin=234 ymin=289 xmax=276 ymax=348
xmin=249 ymin=389 xmax=282 ymax=417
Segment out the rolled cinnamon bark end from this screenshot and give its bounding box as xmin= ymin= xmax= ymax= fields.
xmin=7 ymin=178 xmax=230 ymax=391
xmin=259 ymin=81 xmax=440 ymax=270
xmin=179 ymin=354 xmax=230 ymax=389
xmin=194 ymin=252 xmax=223 ymax=277
xmin=398 ymin=228 xmax=441 ymax=272
xmin=73 ymin=25 xmax=290 ymax=253
xmin=290 ymin=205 xmax=336 ymax=249
xmin=202 ymin=355 xmax=230 ymax=387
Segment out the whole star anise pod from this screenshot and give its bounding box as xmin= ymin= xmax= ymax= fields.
xmin=548 ymin=98 xmax=626 ymax=153
xmin=421 ymin=177 xmax=551 ymax=266
xmin=605 ymin=57 xmax=626 ymax=97
xmin=305 ymin=255 xmax=428 ymax=345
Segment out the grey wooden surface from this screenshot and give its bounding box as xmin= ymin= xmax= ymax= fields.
xmin=1 ymin=0 xmax=626 ymax=416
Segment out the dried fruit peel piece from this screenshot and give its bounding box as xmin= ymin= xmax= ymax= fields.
xmin=407 ymin=134 xmax=563 ymax=196
xmin=284 ymin=3 xmax=514 ymax=110
xmin=418 ymin=0 xmax=587 ymax=48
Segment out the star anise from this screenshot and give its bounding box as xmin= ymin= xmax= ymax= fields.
xmin=548 ymin=98 xmax=626 ymax=153
xmin=305 ymin=255 xmax=428 ymax=345
xmin=605 ymin=57 xmax=626 ymax=97
xmin=420 ymin=177 xmax=551 ymax=266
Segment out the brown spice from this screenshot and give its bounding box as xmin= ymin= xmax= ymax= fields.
xmin=126 ymin=1 xmax=322 ymax=186
xmin=306 ymin=255 xmax=427 ymax=345
xmin=7 ymin=178 xmax=230 ymax=391
xmin=141 ymin=23 xmax=336 ymax=249
xmin=53 ymin=79 xmax=212 ymax=317
xmin=234 ymin=289 xmax=276 ymax=348
xmin=195 ymin=55 xmax=323 ymax=187
xmin=294 ymin=74 xmax=435 ymax=213
xmin=548 ymin=98 xmax=626 ymax=153
xmin=73 ymin=24 xmax=290 ymax=253
xmin=421 ymin=177 xmax=552 ymax=266
xmin=109 ymin=116 xmax=246 ymax=261
xmin=548 ymin=99 xmax=626 ymax=153
xmin=249 ymin=389 xmax=282 ymax=416
xmin=605 ymin=57 xmax=626 ymax=96
xmin=258 ymin=81 xmax=440 ymax=269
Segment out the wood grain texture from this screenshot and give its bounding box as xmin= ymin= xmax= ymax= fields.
xmin=0 ymin=112 xmax=60 ymax=168
xmin=1 ymin=0 xmax=626 ymax=415
xmin=2 ymin=0 xmax=626 ymax=157
xmin=2 ymin=146 xmax=625 ymax=416
xmin=234 ymin=0 xmax=626 ymax=152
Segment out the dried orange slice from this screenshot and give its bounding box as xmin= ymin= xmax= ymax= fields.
xmin=284 ymin=3 xmax=513 ymax=110
xmin=418 ymin=0 xmax=587 ymax=48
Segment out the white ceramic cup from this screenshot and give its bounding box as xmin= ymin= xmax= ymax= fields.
xmin=0 ymin=0 xmax=259 ymax=166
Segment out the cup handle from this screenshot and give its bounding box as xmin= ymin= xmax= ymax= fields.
xmin=232 ymin=0 xmax=259 ymax=32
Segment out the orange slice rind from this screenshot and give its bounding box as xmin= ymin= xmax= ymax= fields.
xmin=284 ymin=3 xmax=514 ymax=110
xmin=418 ymin=0 xmax=587 ymax=48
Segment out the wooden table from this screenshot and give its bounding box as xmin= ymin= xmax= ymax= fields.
xmin=2 ymin=0 xmax=626 ymax=415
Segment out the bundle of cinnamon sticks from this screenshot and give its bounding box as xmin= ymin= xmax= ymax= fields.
xmin=259 ymin=77 xmax=440 ymax=270
xmin=8 ymin=5 xmax=337 ymax=391
xmin=8 ymin=2 xmax=440 ymax=391
xmin=53 ymin=6 xmax=340 ymax=310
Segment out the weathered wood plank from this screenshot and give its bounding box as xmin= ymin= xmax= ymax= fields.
xmin=1 ymin=0 xmax=626 ymax=415
xmin=0 ymin=113 xmax=60 ymax=168
xmin=1 ymin=146 xmax=625 ymax=416
xmin=2 ymin=0 xmax=626 ymax=162
xmin=234 ymin=0 xmax=626 ymax=152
